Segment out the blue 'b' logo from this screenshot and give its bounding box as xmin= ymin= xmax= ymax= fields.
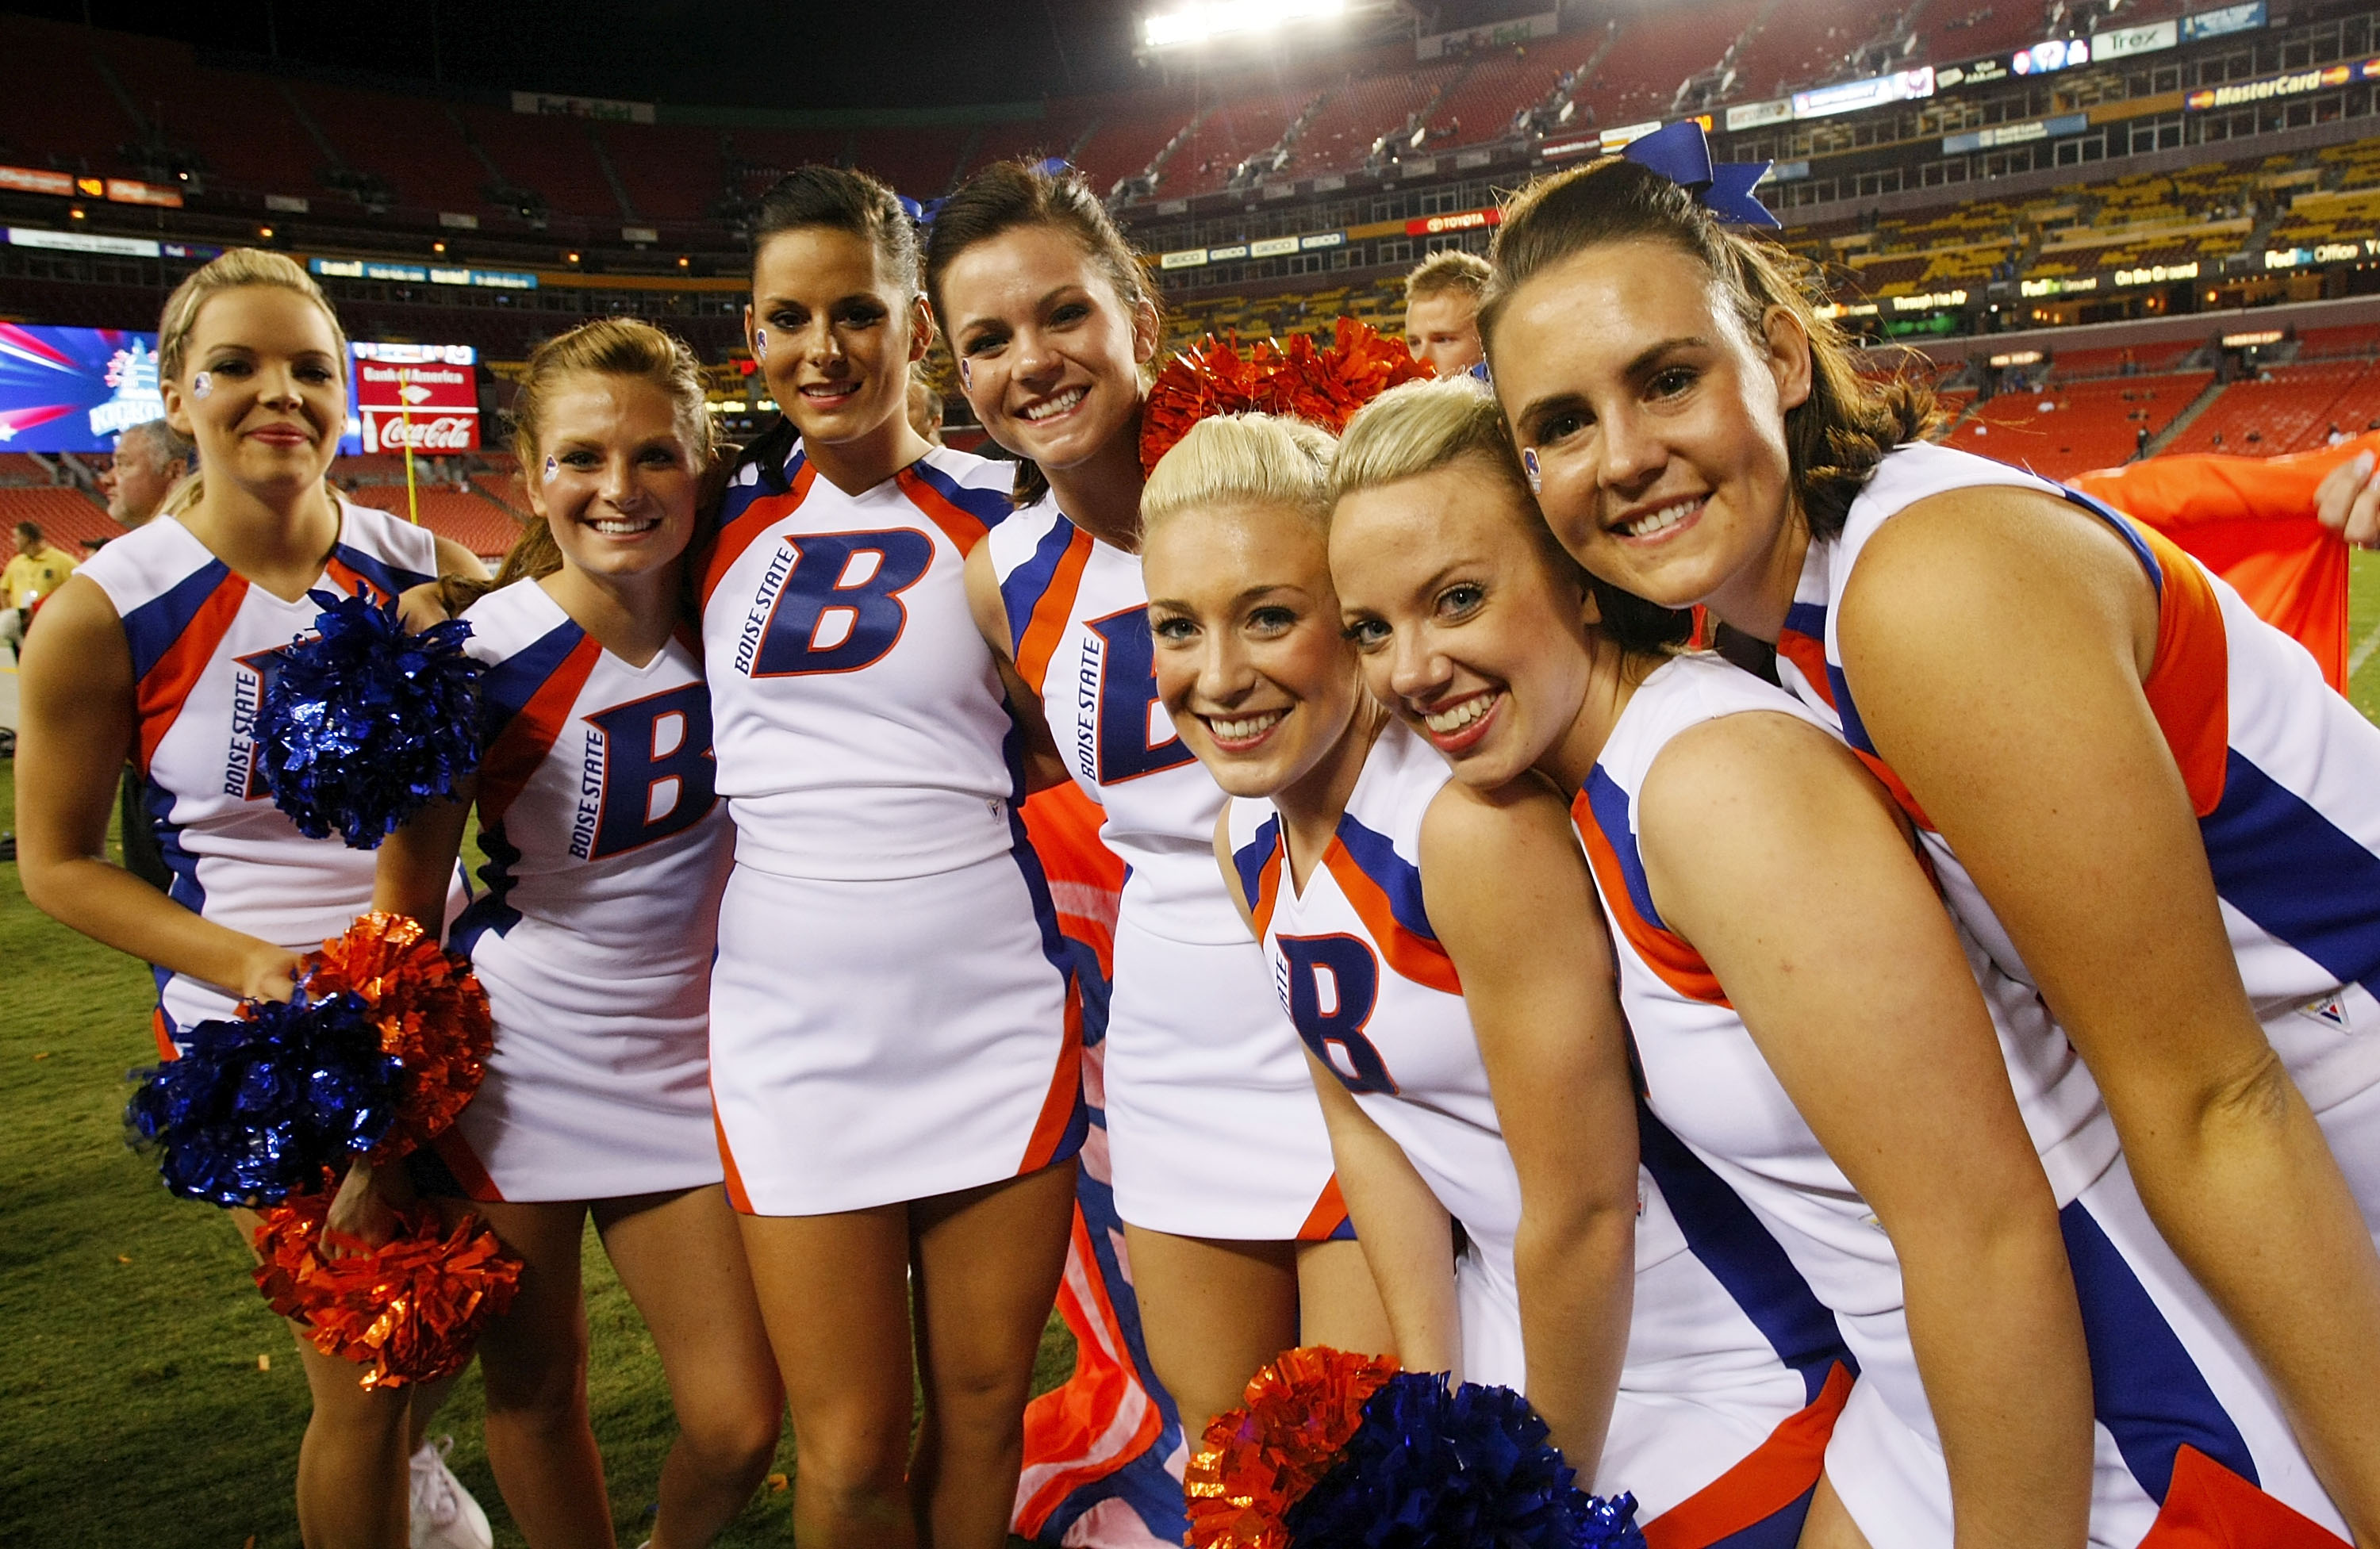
xmin=1278 ymin=934 xmax=1398 ymax=1095
xmin=752 ymin=528 xmax=935 ymax=677
xmin=582 ymin=683 xmax=718 ymax=858
xmin=1085 ymin=606 xmax=1195 ymax=784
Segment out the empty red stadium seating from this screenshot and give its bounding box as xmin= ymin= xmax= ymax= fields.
xmin=0 ymin=486 xmax=119 ymax=552
xmin=962 ymin=106 xmax=1103 ymax=181
xmin=1948 ymin=372 xmax=2213 ymax=481
xmin=1573 ymin=2 xmax=1753 ymax=128
xmin=846 ymin=126 xmax=975 ymax=201
xmin=1722 ymin=0 xmax=1880 ymax=102
xmin=1426 ymin=35 xmax=1605 ymax=148
xmin=285 ymin=79 xmax=489 ymax=217
xmin=1077 ymin=102 xmax=1197 ymax=197
xmin=456 ymin=103 xmax=624 ymax=221
xmin=344 ymin=485 xmax=524 ymax=560
xmin=0 ymin=15 xmax=147 ymax=181
xmin=2165 ymin=362 xmax=2380 ymax=458
xmin=600 ymin=122 xmax=729 ymax=223
xmin=1296 ymin=63 xmax=1461 ymax=175
xmin=1920 ymin=0 xmax=2052 ymax=70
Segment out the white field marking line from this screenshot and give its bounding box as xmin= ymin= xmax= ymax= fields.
xmin=2352 ymin=617 xmax=2380 ymax=680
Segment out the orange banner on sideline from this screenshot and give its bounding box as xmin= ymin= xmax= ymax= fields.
xmin=2070 ymin=431 xmax=2373 ymax=692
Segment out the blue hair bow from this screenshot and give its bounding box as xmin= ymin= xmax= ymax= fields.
xmin=1620 ymin=121 xmax=1781 ymax=229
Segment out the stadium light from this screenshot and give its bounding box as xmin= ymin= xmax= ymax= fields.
xmin=1142 ymin=0 xmax=1345 ymax=49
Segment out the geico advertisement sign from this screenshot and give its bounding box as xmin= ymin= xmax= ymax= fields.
xmin=360 ymin=411 xmax=478 ymax=452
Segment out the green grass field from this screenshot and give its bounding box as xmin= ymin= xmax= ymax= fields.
xmin=6 ymin=549 xmax=2378 ymax=1545
xmin=0 ymin=752 xmax=1074 ymax=1547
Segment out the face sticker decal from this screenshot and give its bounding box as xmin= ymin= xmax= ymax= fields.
xmin=543 ymin=454 xmax=560 ymax=484
xmin=192 ymin=370 xmax=213 ymax=400
xmin=1522 ymin=447 xmax=1542 ymax=495
xmin=754 ymin=328 xmax=768 ymax=362
xmin=958 ymin=358 xmax=972 ymax=390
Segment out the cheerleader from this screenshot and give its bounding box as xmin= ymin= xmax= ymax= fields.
xmin=12 ymin=250 xmax=492 ymax=1549
xmin=704 ymin=165 xmax=1077 ymax=1549
xmin=1479 ymin=143 xmax=2380 ymax=1538
xmin=374 ymin=318 xmax=781 ymax=1548
xmin=1140 ymin=410 xmax=1859 ymax=1541
xmin=923 ymin=160 xmax=1388 ymax=1440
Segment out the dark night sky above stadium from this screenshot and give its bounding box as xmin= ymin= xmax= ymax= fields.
xmin=8 ymin=0 xmax=1547 ymax=109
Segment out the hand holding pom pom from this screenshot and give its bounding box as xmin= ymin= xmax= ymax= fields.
xmin=126 ymin=993 xmax=401 ymax=1208
xmin=256 ymin=590 xmax=484 ymax=849
xmin=1188 ymin=1345 xmax=1403 ymax=1549
xmin=253 ymin=1188 xmax=523 ymax=1390
xmin=304 ymin=911 xmax=494 ymax=1160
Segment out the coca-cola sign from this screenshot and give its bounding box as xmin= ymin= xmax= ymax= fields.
xmin=362 ymin=412 xmax=477 ymax=452
xmin=353 ymin=351 xmax=478 ymax=453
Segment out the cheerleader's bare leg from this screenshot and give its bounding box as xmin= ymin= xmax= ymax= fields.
xmin=595 ymin=1184 xmax=782 ymax=1549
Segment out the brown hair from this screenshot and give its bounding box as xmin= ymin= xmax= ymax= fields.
xmin=1403 ymin=248 xmax=1491 ymax=305
xmin=440 ymin=317 xmax=715 ymax=616
xmin=1480 ymin=157 xmax=1933 ymax=541
xmin=923 ymin=159 xmax=1160 ymax=507
xmin=155 ymin=248 xmax=351 ymax=518
xmin=1332 ymin=377 xmax=1691 ymax=655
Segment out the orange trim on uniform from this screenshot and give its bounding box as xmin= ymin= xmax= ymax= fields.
xmin=151 ymin=1006 xmax=178 ymax=1060
xmin=429 ymin=1127 xmax=505 ymax=1204
xmin=1296 ymin=1174 xmax=1353 ymax=1241
xmin=700 ymin=462 xmax=816 ymax=608
xmin=322 ymin=554 xmax=385 ymax=605
xmin=475 ymin=635 xmax=604 ymax=824
xmin=712 ymin=1089 xmax=755 ymax=1215
xmin=1570 ymin=791 xmax=1731 ymax=1007
xmin=1774 ymin=631 xmax=1833 ymax=714
xmin=2129 ymin=519 xmax=2233 ymax=819
xmin=898 ymin=465 xmax=993 ymax=554
xmin=1846 ymin=747 xmax=1938 ymax=835
xmin=1019 ymin=987 xmax=1087 ymax=1175
xmin=136 ymin=574 xmax=249 ymax=776
xmin=1641 ymin=1359 xmax=1853 ymax=1549
xmin=1322 ymin=839 xmax=1462 ymax=996
xmin=1013 ymin=527 xmax=1096 ymax=695
xmin=2138 ymin=1444 xmax=2351 ymax=1549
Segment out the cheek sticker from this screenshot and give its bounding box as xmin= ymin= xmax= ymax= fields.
xmin=192 ymin=370 xmax=213 ymax=400
xmin=754 ymin=328 xmax=768 ymax=362
xmin=1522 ymin=447 xmax=1543 ymax=495
xmin=542 ymin=454 xmax=560 ymax=484
xmin=958 ymin=358 xmax=972 ymax=390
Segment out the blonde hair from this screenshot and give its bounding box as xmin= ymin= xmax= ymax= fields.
xmin=159 ymin=248 xmax=347 ymax=386
xmin=1403 ymin=248 xmax=1492 ymax=305
xmin=155 ymin=248 xmax=351 ymax=518
xmin=440 ymin=317 xmax=715 ymax=615
xmin=1330 ymin=378 xmax=1691 ymax=654
xmin=1140 ymin=413 xmax=1337 ymax=536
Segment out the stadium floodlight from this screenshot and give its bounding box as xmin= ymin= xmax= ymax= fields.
xmin=1142 ymin=0 xmax=1345 ymax=49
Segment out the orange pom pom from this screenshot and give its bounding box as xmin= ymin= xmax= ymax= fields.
xmin=304 ymin=912 xmax=494 ymax=1162
xmin=1139 ymin=320 xmax=1432 ymax=481
xmin=252 ymin=1190 xmax=522 ymax=1390
xmin=1185 ymin=1344 xmax=1402 ymax=1548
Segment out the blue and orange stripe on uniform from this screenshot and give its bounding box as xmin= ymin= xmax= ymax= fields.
xmin=701 ymin=451 xmax=816 ymax=609
xmin=999 ymin=515 xmax=1096 ymax=696
xmin=1572 ymin=769 xmax=1729 ymax=1006
xmin=898 ymin=458 xmax=1012 ymax=555
xmin=1322 ymin=815 xmax=1461 ymax=996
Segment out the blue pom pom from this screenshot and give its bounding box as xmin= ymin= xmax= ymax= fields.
xmin=126 ymin=992 xmax=402 ymax=1208
xmin=1281 ymin=1372 xmax=1647 ymax=1548
xmin=255 ymin=590 xmax=484 ymax=849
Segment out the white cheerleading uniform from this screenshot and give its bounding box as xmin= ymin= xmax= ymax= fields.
xmin=1779 ymin=441 xmax=2380 ymax=1228
xmin=1228 ymin=718 xmax=1851 ymax=1540
xmin=1580 ymin=651 xmax=2350 ymax=1545
xmin=700 ymin=440 xmax=1080 ymax=1216
xmin=75 ymin=500 xmax=445 ymax=1049
xmin=420 ymin=578 xmax=733 ymax=1203
xmin=988 ymin=496 xmax=1343 ymax=1240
